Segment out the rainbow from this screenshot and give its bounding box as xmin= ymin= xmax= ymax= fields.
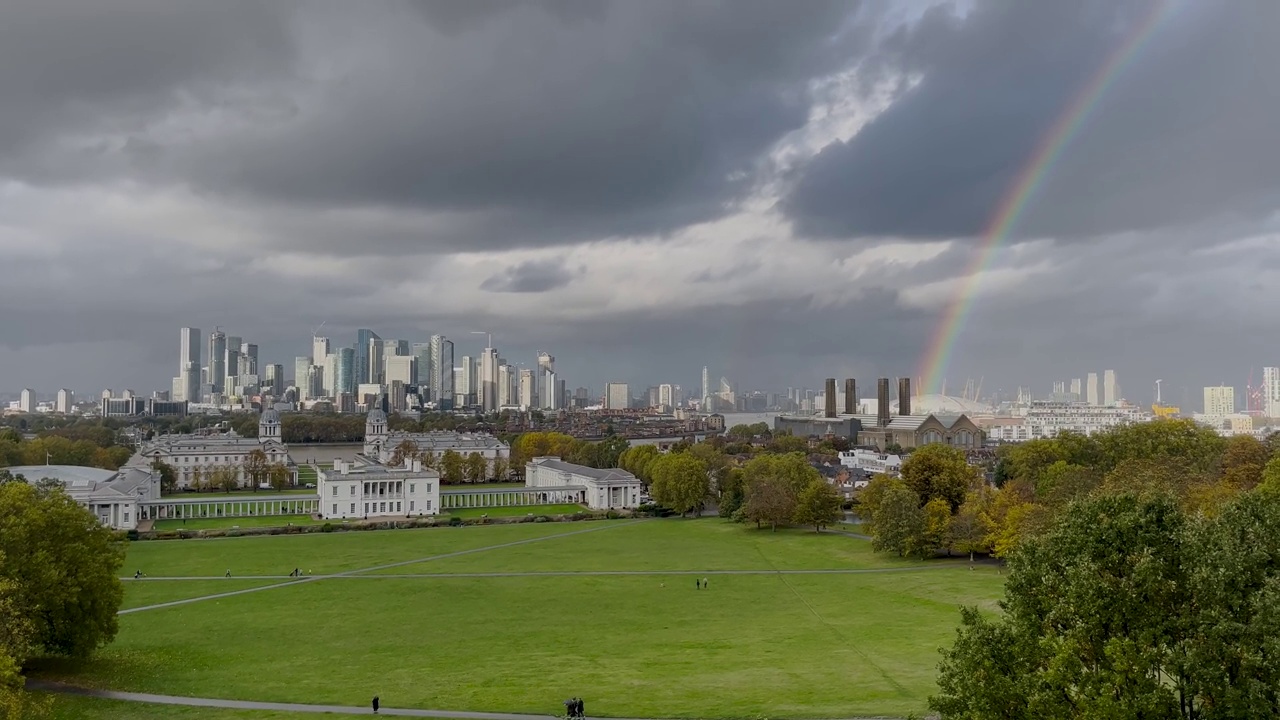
xmin=917 ymin=0 xmax=1174 ymax=395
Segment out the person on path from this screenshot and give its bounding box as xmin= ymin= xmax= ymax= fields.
xmin=703 ymin=577 xmax=709 ymax=589
xmin=578 ymin=698 xmax=585 ymax=717
xmin=695 ymin=578 xmax=700 ymax=590
xmin=224 ymin=569 xmax=231 ymax=578
xmin=372 ymin=695 xmax=379 ymax=713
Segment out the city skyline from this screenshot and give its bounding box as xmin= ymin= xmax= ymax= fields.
xmin=1 ymin=3 xmax=1278 ymax=400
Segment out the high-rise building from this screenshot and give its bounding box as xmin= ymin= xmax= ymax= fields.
xmin=306 ymin=365 xmax=325 ymax=402
xmin=658 ymin=384 xmax=675 ymax=409
xmin=456 ymin=356 xmax=474 ymax=407
xmin=384 ymin=355 xmax=417 ymax=386
xmin=1203 ymin=386 xmax=1235 ymax=416
xmin=367 ymin=337 xmax=385 ymax=386
xmin=311 ymin=336 xmax=330 ymax=369
xmin=264 ymin=364 xmax=284 ymax=397
xmin=537 ymin=352 xmax=555 ymax=409
xmin=294 ymin=357 xmax=312 ymax=398
xmin=55 ymin=388 xmax=73 ymax=414
xmin=208 ymin=329 xmax=227 ymax=395
xmin=519 ymin=368 xmax=535 ymax=409
xmin=18 ymin=389 xmax=34 ymax=413
xmin=1086 ymin=372 xmax=1099 ymax=405
xmin=1103 ymin=369 xmax=1118 ymax=406
xmin=605 ymin=383 xmax=630 ymax=410
xmin=497 ymin=362 xmax=513 ymax=408
xmin=412 ymin=342 xmax=433 ymax=387
xmin=701 ymin=366 xmax=711 ymax=408
xmin=334 ymin=347 xmax=355 ymax=396
xmin=223 ymin=335 xmax=242 ymax=379
xmin=479 ymin=347 xmax=499 ymax=412
xmin=355 ymin=329 xmax=379 ymax=384
xmin=1069 ymin=378 xmax=1082 ymax=401
xmin=1264 ymin=367 xmax=1280 ymax=418
xmin=544 ymin=370 xmax=560 ymax=410
xmin=173 ymin=327 xmax=202 ymax=402
xmin=435 ymin=338 xmax=454 ymax=410
xmin=240 ymin=342 xmax=258 ymax=377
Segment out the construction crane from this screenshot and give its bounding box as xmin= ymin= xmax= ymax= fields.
xmin=1150 ymin=379 xmax=1179 ymax=417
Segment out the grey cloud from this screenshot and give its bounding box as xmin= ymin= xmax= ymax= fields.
xmin=480 ymin=259 xmax=580 ymax=293
xmin=784 ymin=1 xmax=1280 ymax=241
xmin=2 ymin=1 xmax=871 ymax=252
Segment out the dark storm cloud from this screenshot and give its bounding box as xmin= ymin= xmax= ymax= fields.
xmin=480 ymin=259 xmax=580 ymax=293
xmin=785 ymin=0 xmax=1280 ymax=241
xmin=0 ymin=0 xmax=871 ymax=252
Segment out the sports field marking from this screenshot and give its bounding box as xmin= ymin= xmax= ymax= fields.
xmin=119 ymin=520 xmax=646 ymax=615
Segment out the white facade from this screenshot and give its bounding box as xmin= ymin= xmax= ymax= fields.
xmin=18 ymin=389 xmax=34 ymax=413
xmin=362 ymin=410 xmax=509 ymax=470
xmin=838 ymin=449 xmax=903 ymax=476
xmin=55 ymin=388 xmax=73 ymax=414
xmin=384 ymin=355 xmax=416 ymax=386
xmin=1086 ymin=373 xmax=1098 ymax=405
xmin=984 ymin=400 xmax=1150 ymax=442
xmin=5 ymin=465 xmax=160 ymax=530
xmin=1203 ymin=386 xmax=1236 ymax=417
xmin=1103 ymin=369 xmax=1118 ymax=406
xmin=605 ymin=383 xmax=630 ymax=410
xmin=132 ymin=411 xmax=294 ymax=488
xmin=1264 ymin=367 xmax=1280 ymax=418
xmin=318 ymin=457 xmax=440 ymax=519
xmin=525 ymin=457 xmax=642 ymax=510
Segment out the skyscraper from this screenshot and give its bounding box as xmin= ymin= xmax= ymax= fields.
xmin=1203 ymin=386 xmax=1235 ymax=416
xmin=18 ymin=389 xmax=34 ymax=413
xmin=1265 ymin=367 xmax=1280 ymax=418
xmin=207 ymin=330 xmax=227 ymax=396
xmin=384 ymin=355 xmax=416 ymax=386
xmin=605 ymin=383 xmax=630 ymax=410
xmin=294 ymin=357 xmax=311 ymax=398
xmin=355 ymin=329 xmax=379 ymax=384
xmin=412 ymin=342 xmax=433 ymax=387
xmin=240 ymin=342 xmax=258 ymax=377
xmin=334 ymin=347 xmax=355 ymax=396
xmin=479 ymin=347 xmax=499 ymax=412
xmin=175 ymin=327 xmax=201 ymax=402
xmin=701 ymin=366 xmax=710 ymax=408
xmin=312 ymin=336 xmax=330 ymax=368
xmin=1086 ymin=372 xmax=1099 ymax=405
xmin=519 ymin=368 xmax=535 ymax=409
xmin=456 ymin=357 xmax=473 ymax=407
xmin=367 ymin=336 xmax=385 ymax=385
xmin=264 ymin=364 xmax=284 ymax=397
xmin=1069 ymin=378 xmax=1082 ymax=401
xmin=431 ymin=336 xmax=454 ymax=410
xmin=55 ymin=389 xmax=73 ymax=414
xmin=1103 ymin=369 xmax=1118 ymax=406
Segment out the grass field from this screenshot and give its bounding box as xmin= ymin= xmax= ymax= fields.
xmin=448 ymin=503 xmax=585 ymax=519
xmin=46 ymin=694 xmax=370 ymax=719
xmin=152 ymin=514 xmax=322 ymax=531
xmin=37 ymin=519 xmax=1004 ymax=719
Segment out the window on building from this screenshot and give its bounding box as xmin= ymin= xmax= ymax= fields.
xmin=396 ymin=502 xmax=401 ymax=513
xmin=124 ymin=511 xmax=130 ymax=523
xmin=409 ymin=483 xmax=415 ymax=494
xmin=350 ymin=486 xmax=355 ymax=496
xmin=332 ymin=486 xmax=338 ymax=496
xmin=380 ymin=502 xmax=386 ymax=512
xmin=427 ymin=483 xmax=432 ymax=492
xmin=364 ymin=503 xmax=369 ymax=514
xmin=350 ymin=503 xmax=355 ymax=513
xmin=409 ymin=501 xmax=414 ymax=511
xmin=332 ymin=504 xmax=337 ymax=515
xmin=426 ymin=500 xmax=432 ymax=511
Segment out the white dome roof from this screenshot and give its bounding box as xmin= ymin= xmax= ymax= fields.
xmin=891 ymin=394 xmax=993 ymax=416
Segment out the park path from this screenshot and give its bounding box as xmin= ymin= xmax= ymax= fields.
xmin=122 ymin=565 xmax=965 ymax=582
xmin=120 ymin=520 xmax=647 ymax=615
xmin=28 ymin=680 xmax=914 ymax=720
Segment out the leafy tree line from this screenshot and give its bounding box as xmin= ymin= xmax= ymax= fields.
xmin=933 ymin=489 xmax=1280 ymax=719
xmin=509 ymin=432 xmax=630 ymax=476
xmin=0 ymin=429 xmax=132 ymax=472
xmin=860 ymin=419 xmax=1280 ymax=561
xmin=0 ymin=475 xmax=124 ymax=719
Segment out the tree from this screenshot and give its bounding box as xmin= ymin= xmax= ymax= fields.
xmin=855 ymin=473 xmax=899 ymax=534
xmin=0 ymin=482 xmax=124 ymax=658
xmin=933 ymin=494 xmax=1189 ymax=718
xmin=419 ymin=450 xmax=438 ymax=470
xmin=792 ymin=478 xmax=841 ymax=531
xmin=268 ymin=463 xmax=291 ymax=492
xmin=440 ymin=450 xmax=465 ymax=485
xmin=899 ymin=443 xmax=975 ymax=512
xmin=189 ymin=466 xmax=204 ymax=492
xmin=390 ymin=440 xmax=420 ymax=468
xmin=717 ymin=467 xmax=746 ymax=518
xmin=593 ymin=435 xmax=630 ymax=468
xmin=743 ymin=474 xmax=796 ymax=531
xmin=871 ymin=484 xmax=924 ymax=557
xmin=465 ymin=452 xmax=488 ymax=483
xmin=1220 ymin=435 xmax=1270 ymax=490
xmin=950 ymin=486 xmax=995 ymax=561
xmin=618 ymin=445 xmax=660 ymax=484
xmin=243 ymin=448 xmax=268 ymax=491
xmin=648 ymin=454 xmax=709 ymax=517
xmin=491 ymin=456 xmax=509 ymax=482
xmin=212 ymin=465 xmax=239 ymax=494
xmin=921 ymin=497 xmax=953 ymax=556
xmin=151 ymin=460 xmax=177 ymax=495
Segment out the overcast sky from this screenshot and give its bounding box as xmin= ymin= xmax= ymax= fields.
xmin=2 ymin=0 xmax=1278 ymax=407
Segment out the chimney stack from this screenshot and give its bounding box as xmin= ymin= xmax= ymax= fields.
xmin=844 ymin=379 xmax=856 ymax=415
xmin=877 ymin=378 xmax=890 ymax=428
xmin=898 ymin=378 xmax=912 ymax=417
xmin=824 ymin=378 xmax=837 ymax=418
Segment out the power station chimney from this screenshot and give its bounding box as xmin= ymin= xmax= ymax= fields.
xmin=898 ymin=378 xmax=912 ymax=416
xmin=877 ymin=378 xmax=890 ymax=428
xmin=844 ymin=379 xmax=856 ymax=415
xmin=824 ymin=378 xmax=837 ymax=418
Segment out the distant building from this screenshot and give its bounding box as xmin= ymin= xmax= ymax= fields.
xmin=525 ymin=457 xmax=643 ymax=510
xmin=55 ymin=389 xmax=74 ymax=414
xmin=18 ymin=389 xmax=34 ymax=413
xmin=362 ymin=410 xmax=509 ymax=471
xmin=317 ymin=457 xmax=440 ymax=520
xmin=3 ymin=465 xmax=160 ymax=530
xmin=838 ymin=449 xmax=903 ymax=476
xmin=130 ymin=411 xmax=294 ymax=488
xmin=1203 ymin=386 xmax=1236 ymax=416
xmin=1103 ymin=369 xmax=1119 ymax=406
xmin=605 ymin=383 xmax=630 ymax=410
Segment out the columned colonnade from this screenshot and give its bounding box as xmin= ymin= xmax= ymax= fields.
xmin=440 ymin=486 xmax=585 ymax=510
xmin=141 ymin=496 xmax=320 ymax=520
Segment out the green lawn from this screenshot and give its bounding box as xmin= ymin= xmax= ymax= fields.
xmin=38 ymin=519 xmax=1004 ymax=719
xmin=152 ymin=514 xmax=321 ymax=531
xmin=296 ymin=466 xmax=319 ymax=483
xmin=46 ymin=694 xmax=370 ymax=719
xmin=448 ymin=503 xmax=585 ymax=519
xmin=120 ymin=580 xmax=285 ymax=610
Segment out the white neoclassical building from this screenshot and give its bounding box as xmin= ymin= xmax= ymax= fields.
xmin=525 ymin=457 xmax=643 ymax=510
xmin=4 ymin=464 xmax=160 ymax=530
xmin=131 ymin=410 xmax=296 ymax=488
xmin=317 ymin=457 xmax=441 ymax=520
xmin=362 ymin=409 xmax=509 ymax=474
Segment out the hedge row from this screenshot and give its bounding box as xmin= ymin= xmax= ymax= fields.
xmin=125 ymin=507 xmax=647 ymax=541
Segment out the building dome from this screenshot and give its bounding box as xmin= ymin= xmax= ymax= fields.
xmin=891 ymin=394 xmax=993 ymax=416
xmin=260 ymin=408 xmax=280 ymax=424
xmin=367 ymin=408 xmax=388 ymax=424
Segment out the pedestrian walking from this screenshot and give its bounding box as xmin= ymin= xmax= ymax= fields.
xmin=702 ymin=577 xmax=709 ymax=589
xmin=695 ymin=578 xmax=700 ymax=590
xmin=372 ymin=695 xmax=380 ymax=713
xmin=225 ymin=569 xmax=231 ymax=578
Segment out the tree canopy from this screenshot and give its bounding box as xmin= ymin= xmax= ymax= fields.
xmin=648 ymin=454 xmax=709 ymax=517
